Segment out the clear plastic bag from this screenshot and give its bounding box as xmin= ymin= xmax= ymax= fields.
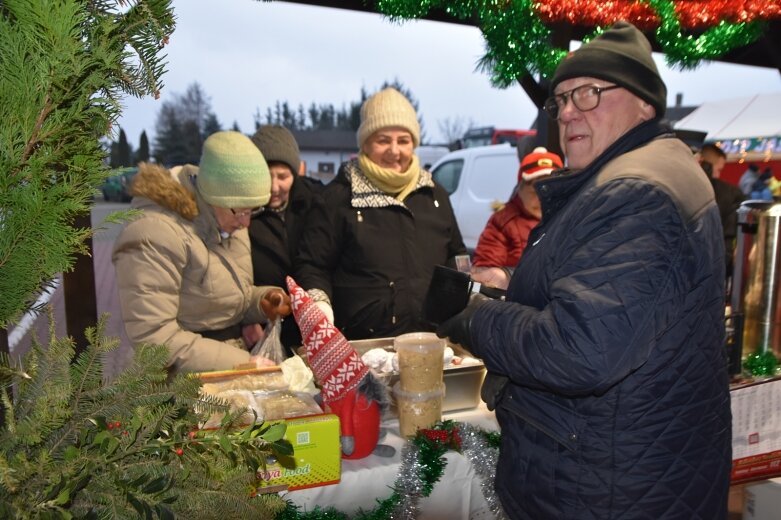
xmin=250 ymin=318 xmax=286 ymax=364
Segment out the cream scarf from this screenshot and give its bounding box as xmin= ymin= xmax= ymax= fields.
xmin=358 ymin=153 xmax=421 ymax=202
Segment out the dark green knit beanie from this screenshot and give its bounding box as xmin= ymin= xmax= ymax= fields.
xmin=551 ymin=21 xmax=667 ymax=117
xmin=250 ymin=125 xmax=301 ymax=175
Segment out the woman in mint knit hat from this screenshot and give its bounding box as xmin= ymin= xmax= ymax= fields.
xmin=294 ymin=87 xmax=467 ymax=340
xmin=112 ymin=131 xmax=291 ymax=374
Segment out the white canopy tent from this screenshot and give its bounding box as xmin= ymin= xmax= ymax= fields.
xmin=674 ymin=93 xmax=781 ymax=160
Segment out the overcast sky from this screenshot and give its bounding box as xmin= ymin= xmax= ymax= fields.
xmin=116 ymin=0 xmax=781 ymax=147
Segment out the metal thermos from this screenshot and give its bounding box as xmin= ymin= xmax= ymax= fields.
xmin=731 ymin=200 xmax=781 ymax=363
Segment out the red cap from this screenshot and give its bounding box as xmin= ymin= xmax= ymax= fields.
xmin=519 ymin=147 xmax=563 ymax=183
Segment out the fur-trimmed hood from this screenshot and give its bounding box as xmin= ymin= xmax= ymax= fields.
xmin=130 ymin=162 xmax=227 ymax=245
xmin=130 ymin=162 xmax=199 ymax=220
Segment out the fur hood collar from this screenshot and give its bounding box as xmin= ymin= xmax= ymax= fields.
xmin=130 ymin=162 xmax=200 ymax=220
xmin=130 ymin=163 xmax=225 ymax=245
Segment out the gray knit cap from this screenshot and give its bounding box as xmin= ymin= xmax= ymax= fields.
xmin=551 ymin=21 xmax=667 ymax=117
xmin=250 ymin=125 xmax=301 ymax=175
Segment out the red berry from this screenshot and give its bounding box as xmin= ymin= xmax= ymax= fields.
xmin=175 ymin=448 xmax=184 ymax=456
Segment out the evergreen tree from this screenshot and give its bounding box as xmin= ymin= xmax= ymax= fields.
xmin=137 ymin=130 xmax=150 ymax=163
xmin=231 ymin=120 xmax=241 ymax=132
xmin=381 ymin=79 xmax=427 ymax=143
xmin=109 ymin=140 xmax=120 ymax=168
xmin=153 ymin=103 xmax=189 ymax=166
xmin=202 ymin=112 xmax=222 ymax=138
xmin=318 ymin=104 xmax=335 ymax=130
xmin=281 ymin=101 xmax=295 ymax=129
xmin=151 ymin=82 xmax=218 ymax=165
xmin=335 ymin=103 xmax=351 ymax=130
xmin=296 ymin=103 xmax=307 ymax=129
xmin=116 ymin=128 xmax=132 ymax=167
xmin=180 ymin=118 xmax=203 ymax=164
xmin=253 ymin=107 xmax=264 ymax=131
xmin=308 ymin=102 xmax=319 ymax=129
xmin=348 ymin=86 xmax=369 ymax=131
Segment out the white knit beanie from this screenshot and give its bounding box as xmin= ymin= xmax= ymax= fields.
xmin=357 ymin=87 xmax=421 ymax=149
xmin=197 ymin=131 xmax=271 ymax=208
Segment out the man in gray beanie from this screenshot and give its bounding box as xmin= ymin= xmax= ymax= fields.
xmin=437 ymin=21 xmax=731 ymax=519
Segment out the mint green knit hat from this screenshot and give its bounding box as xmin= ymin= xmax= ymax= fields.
xmin=197 ymin=131 xmax=271 ymax=208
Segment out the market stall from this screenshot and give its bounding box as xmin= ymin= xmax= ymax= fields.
xmin=674 ymin=93 xmax=781 ymax=185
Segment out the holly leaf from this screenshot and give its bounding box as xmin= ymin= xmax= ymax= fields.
xmin=261 ymin=422 xmax=286 ymax=443
xmin=218 ymin=434 xmax=233 ymax=454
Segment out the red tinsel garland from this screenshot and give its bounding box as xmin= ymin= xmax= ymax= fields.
xmin=535 ymin=0 xmax=781 ymax=30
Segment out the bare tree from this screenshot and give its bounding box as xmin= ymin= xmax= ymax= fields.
xmin=438 ymin=116 xmax=476 ymax=148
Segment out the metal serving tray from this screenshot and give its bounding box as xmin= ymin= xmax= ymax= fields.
xmin=350 ymin=337 xmax=486 ymax=412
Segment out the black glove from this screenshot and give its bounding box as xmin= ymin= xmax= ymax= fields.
xmin=481 ymin=372 xmax=509 ymax=411
xmin=435 ymin=292 xmax=490 ymax=351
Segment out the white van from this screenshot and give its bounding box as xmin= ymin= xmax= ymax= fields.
xmin=417 ymin=145 xmax=450 ymax=170
xmin=431 ymin=144 xmax=519 ymax=251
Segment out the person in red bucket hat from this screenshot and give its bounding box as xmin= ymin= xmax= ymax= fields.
xmin=471 ymin=147 xmax=563 ymax=289
xmin=286 ymin=276 xmax=391 ymax=459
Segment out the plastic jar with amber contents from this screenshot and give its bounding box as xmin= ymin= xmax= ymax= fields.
xmin=394 ymin=332 xmax=445 ymax=392
xmin=393 ymin=382 xmax=445 ymax=437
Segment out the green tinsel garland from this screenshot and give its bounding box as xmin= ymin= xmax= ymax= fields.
xmin=647 ymin=0 xmax=765 ymax=69
xmin=374 ymin=0 xmax=767 ymax=85
xmin=276 ymin=421 xmax=501 ymax=520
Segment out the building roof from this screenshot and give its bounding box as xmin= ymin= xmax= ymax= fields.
xmin=291 ymin=129 xmax=357 ymax=151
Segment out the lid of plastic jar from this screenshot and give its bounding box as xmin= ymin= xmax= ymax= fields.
xmin=393 ymin=332 xmax=445 ymax=354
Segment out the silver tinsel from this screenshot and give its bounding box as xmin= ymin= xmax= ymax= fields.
xmin=459 ymin=423 xmax=508 ymax=520
xmin=389 ymin=442 xmax=424 ymax=519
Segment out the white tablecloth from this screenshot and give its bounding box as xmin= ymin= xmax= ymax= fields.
xmin=284 ymin=404 xmax=499 ymax=519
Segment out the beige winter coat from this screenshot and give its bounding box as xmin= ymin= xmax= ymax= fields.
xmin=112 ymin=163 xmax=275 ymax=374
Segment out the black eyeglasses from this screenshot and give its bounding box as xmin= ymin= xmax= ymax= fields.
xmin=543 ymin=84 xmax=622 ymax=120
xmin=229 ymin=207 xmax=262 ymax=218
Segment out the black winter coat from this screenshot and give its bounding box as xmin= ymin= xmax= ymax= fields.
xmin=295 ymin=160 xmax=466 ymax=340
xmin=249 ymin=177 xmax=320 ymax=350
xmin=710 ymin=177 xmax=745 ymax=279
xmin=471 ymin=123 xmax=732 ymax=519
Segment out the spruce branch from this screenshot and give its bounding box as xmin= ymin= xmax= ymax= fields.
xmin=1 ymin=316 xmax=290 ymax=519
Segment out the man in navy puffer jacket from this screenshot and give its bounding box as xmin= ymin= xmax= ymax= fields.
xmin=438 ymin=21 xmax=731 ymax=519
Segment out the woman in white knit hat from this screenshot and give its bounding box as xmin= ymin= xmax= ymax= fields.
xmin=294 ymin=87 xmax=467 ymax=340
xmin=112 ymin=131 xmax=291 ymax=374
